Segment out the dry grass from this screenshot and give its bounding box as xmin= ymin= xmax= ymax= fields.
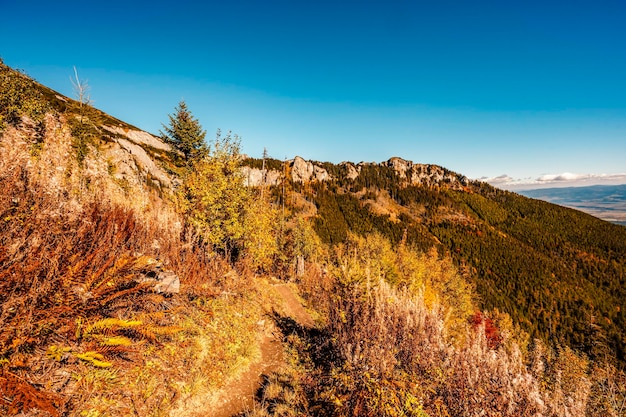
xmin=0 ymin=119 xmax=273 ymax=416
xmin=0 ymin=160 xmax=178 ymax=414
xmin=254 ymin=234 xmax=626 ymax=417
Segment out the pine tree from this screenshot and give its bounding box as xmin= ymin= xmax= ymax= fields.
xmin=160 ymin=101 xmax=207 ymax=162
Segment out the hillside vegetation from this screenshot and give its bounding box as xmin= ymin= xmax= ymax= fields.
xmin=249 ymin=157 xmax=626 ymax=365
xmin=2 ymin=59 xmax=626 ymax=416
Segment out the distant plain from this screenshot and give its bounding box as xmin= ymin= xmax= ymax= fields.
xmin=518 ymin=184 xmax=626 ymax=226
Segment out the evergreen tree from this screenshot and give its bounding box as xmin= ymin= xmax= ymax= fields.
xmin=160 ymin=101 xmax=207 ymax=162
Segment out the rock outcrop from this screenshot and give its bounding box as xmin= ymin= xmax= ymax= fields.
xmin=103 ymin=125 xmax=172 ymax=152
xmin=241 ymin=155 xmax=467 ymax=190
xmin=341 ymin=162 xmax=360 ymax=180
xmin=382 ymin=157 xmax=467 ymax=189
xmin=242 ymin=166 xmax=282 ymax=187
xmin=110 ymin=136 xmax=173 ymax=189
xmin=385 ymin=157 xmax=412 ymax=178
xmin=291 ymin=156 xmax=330 ymax=183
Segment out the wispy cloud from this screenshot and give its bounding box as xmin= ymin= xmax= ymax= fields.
xmin=482 ymin=174 xmax=515 ymax=185
xmin=481 ymin=173 xmax=626 ymax=190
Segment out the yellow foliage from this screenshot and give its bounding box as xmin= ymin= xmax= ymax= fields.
xmin=243 ymin=195 xmax=280 ymax=272
xmin=74 ymin=351 xmax=113 ymax=368
xmin=176 ymin=131 xmax=249 ymax=253
xmin=331 ymin=232 xmax=399 ymax=288
xmin=327 ymin=232 xmax=475 ymax=344
xmin=84 ymin=318 xmax=143 ymax=337
xmin=292 ymin=215 xmax=322 ymax=261
xmin=46 ymin=345 xmax=72 ymax=361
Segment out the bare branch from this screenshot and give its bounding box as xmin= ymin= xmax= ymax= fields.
xmin=70 ymin=66 xmax=92 ymax=106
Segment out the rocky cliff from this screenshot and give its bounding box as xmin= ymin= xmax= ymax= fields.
xmin=243 ymin=155 xmax=469 ymax=190
xmin=2 ymin=115 xmax=177 ymax=210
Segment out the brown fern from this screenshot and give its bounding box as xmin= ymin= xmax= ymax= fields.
xmin=0 ymin=150 xmax=199 ymax=415
xmin=0 ymin=369 xmax=64 ymax=416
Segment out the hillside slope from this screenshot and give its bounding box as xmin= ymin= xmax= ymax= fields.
xmin=0 ymin=59 xmax=272 ymax=417
xmin=244 ymin=155 xmax=626 ymax=365
xmin=1 ymin=59 xmax=178 ymax=207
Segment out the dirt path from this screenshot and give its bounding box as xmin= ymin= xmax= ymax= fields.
xmin=209 ymin=330 xmax=284 ymax=417
xmin=273 ymin=284 xmax=315 ymax=328
xmin=174 ymin=283 xmax=313 ymax=417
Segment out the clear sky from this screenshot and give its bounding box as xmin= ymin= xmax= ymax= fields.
xmin=2 ymin=0 xmax=625 ymax=188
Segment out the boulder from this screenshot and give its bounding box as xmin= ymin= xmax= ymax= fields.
xmin=140 ymin=261 xmax=180 ymax=294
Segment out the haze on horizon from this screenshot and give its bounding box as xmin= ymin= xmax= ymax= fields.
xmin=1 ymin=0 xmax=625 ymax=189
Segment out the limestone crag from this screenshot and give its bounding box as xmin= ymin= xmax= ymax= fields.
xmin=408 ymin=164 xmax=467 ymax=189
xmin=103 ymin=125 xmax=172 ymax=152
xmin=313 ymin=165 xmax=330 ymax=182
xmin=91 ymin=125 xmax=177 ymax=190
xmin=242 ymin=166 xmax=282 ymax=187
xmin=381 ymin=157 xmax=467 ymax=189
xmin=385 ymin=157 xmax=412 ymax=178
xmin=340 ymin=162 xmax=360 ymax=180
xmin=291 ymin=156 xmax=330 ymax=183
xmin=112 ymin=137 xmax=173 ymax=188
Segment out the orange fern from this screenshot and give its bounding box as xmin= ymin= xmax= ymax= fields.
xmin=0 ymin=369 xmax=64 ymax=416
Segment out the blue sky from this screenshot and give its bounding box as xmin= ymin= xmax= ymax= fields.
xmin=2 ymin=0 xmax=625 ymax=188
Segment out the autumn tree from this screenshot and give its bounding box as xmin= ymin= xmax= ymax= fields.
xmin=177 ymin=130 xmax=249 ymax=256
xmin=160 ymin=101 xmax=207 ymax=163
xmin=243 ymin=195 xmax=280 ymax=272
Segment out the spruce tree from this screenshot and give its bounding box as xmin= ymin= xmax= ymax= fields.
xmin=160 ymin=101 xmax=207 ymax=162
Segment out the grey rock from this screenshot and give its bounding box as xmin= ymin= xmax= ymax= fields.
xmin=242 ymin=166 xmax=282 ymax=187
xmin=291 ymin=156 xmax=330 ymax=183
xmin=139 ymin=260 xmax=180 ymax=294
xmin=153 ymin=270 xmax=180 ymax=294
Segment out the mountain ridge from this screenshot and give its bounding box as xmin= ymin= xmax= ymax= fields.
xmin=242 ymin=154 xmax=626 ymax=364
xmin=243 ymin=154 xmax=470 ymax=189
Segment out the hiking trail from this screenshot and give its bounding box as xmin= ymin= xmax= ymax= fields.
xmin=171 ymin=283 xmax=313 ymax=417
